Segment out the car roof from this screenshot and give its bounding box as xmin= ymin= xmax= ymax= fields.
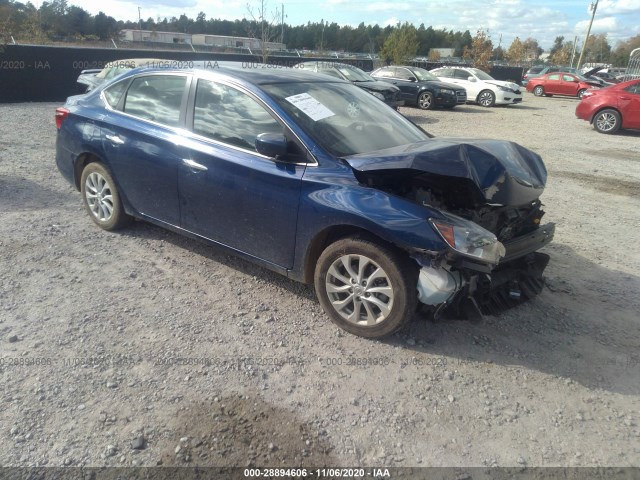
xmin=298 ymin=61 xmax=363 ymax=70
xmin=119 ymin=61 xmax=349 ymax=86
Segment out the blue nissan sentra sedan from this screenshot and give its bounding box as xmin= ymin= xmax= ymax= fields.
xmin=55 ymin=62 xmax=554 ymax=338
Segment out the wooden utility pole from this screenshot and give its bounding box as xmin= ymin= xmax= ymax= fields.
xmin=577 ymin=0 xmax=598 ymax=69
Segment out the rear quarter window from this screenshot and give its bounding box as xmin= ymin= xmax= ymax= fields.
xmin=103 ymin=80 xmax=127 ymax=108
xmin=123 ymin=75 xmax=187 ymax=127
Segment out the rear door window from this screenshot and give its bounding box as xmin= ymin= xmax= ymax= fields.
xmin=395 ymin=68 xmax=415 ymax=81
xmin=454 ymin=69 xmax=470 ymax=80
xmin=375 ymin=67 xmax=394 ymax=78
xmin=547 ymin=74 xmax=561 ymax=81
xmin=123 ymin=75 xmax=187 ymax=127
xmin=436 ymin=68 xmax=454 ymax=78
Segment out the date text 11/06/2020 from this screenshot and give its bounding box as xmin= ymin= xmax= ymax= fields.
xmin=243 ymin=468 xmax=391 ymax=477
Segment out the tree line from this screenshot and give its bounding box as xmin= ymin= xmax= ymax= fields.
xmin=1 ymin=0 xmax=638 ymax=67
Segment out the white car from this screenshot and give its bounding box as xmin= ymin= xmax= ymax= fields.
xmin=430 ymin=66 xmax=523 ymax=107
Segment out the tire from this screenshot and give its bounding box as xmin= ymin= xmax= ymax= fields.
xmin=577 ymin=89 xmax=587 ymax=99
xmin=477 ymin=90 xmax=496 ymax=107
xmin=314 ymin=235 xmax=418 ymax=338
xmin=417 ymin=91 xmax=434 ymax=110
xmin=80 ymin=162 xmax=132 ymax=231
xmin=533 ymin=85 xmax=545 ymax=97
xmin=593 ymin=109 xmax=621 ymax=134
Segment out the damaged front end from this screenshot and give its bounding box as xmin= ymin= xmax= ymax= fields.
xmin=346 ymin=138 xmax=555 ymax=319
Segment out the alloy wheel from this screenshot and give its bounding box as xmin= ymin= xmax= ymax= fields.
xmin=325 ymin=254 xmax=394 ymax=326
xmin=84 ymin=172 xmax=114 ymax=222
xmin=595 ymin=112 xmax=617 ymax=132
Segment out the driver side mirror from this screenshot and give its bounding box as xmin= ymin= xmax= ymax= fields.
xmin=409 ymin=76 xmax=417 ymax=82
xmin=468 ymin=76 xmax=477 ymax=82
xmin=256 ymin=133 xmax=288 ymax=158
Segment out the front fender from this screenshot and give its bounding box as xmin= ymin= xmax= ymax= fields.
xmin=290 ymin=164 xmax=448 ymax=281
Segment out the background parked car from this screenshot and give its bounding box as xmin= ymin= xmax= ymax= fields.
xmin=527 ymin=73 xmax=600 ymax=99
xmin=576 ymin=79 xmax=640 ymax=134
xmin=585 ymin=69 xmax=620 ymax=85
xmin=370 ymin=65 xmax=466 ymax=110
xmin=430 ymin=66 xmax=522 ymax=107
xmin=521 ymin=65 xmax=545 ymax=87
xmin=296 ymin=61 xmax=403 ymax=108
xmin=76 ymin=58 xmax=162 ymax=92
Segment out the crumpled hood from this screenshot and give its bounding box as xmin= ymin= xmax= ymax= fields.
xmin=345 ymin=138 xmax=547 ymax=206
xmin=486 ymin=80 xmax=520 ymax=91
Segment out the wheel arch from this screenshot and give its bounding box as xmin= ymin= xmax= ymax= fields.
xmin=416 ymin=88 xmax=434 ymax=100
xmin=591 ymin=106 xmax=622 ymax=125
xmin=301 ymin=225 xmax=407 ymax=284
xmin=74 ymin=152 xmax=104 ymax=191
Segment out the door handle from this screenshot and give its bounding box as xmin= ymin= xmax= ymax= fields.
xmin=182 ymin=159 xmax=208 ymax=171
xmin=619 ymin=96 xmax=630 ymax=100
xmin=105 ymin=134 xmax=124 ymax=145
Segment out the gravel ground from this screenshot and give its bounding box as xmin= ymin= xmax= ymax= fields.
xmin=1 ymin=94 xmax=639 ymax=468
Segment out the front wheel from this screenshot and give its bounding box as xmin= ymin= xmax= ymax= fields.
xmin=80 ymin=162 xmax=132 ymax=231
xmin=417 ymin=91 xmax=434 ymax=110
xmin=533 ymin=85 xmax=545 ymax=96
xmin=593 ymin=109 xmax=621 ymax=134
xmin=577 ymin=88 xmax=587 ymax=99
xmin=314 ymin=235 xmax=417 ymax=338
xmin=477 ymin=90 xmax=496 ymax=107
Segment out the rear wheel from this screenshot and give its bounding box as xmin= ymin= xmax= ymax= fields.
xmin=417 ymin=91 xmax=434 ymax=110
xmin=593 ymin=109 xmax=621 ymax=134
xmin=314 ymin=235 xmax=417 ymax=338
xmin=80 ymin=162 xmax=132 ymax=231
xmin=477 ymin=90 xmax=495 ymax=107
xmin=533 ymin=85 xmax=545 ymax=96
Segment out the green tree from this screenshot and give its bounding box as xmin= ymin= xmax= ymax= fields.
xmin=380 ymin=22 xmax=419 ymax=64
xmin=463 ymin=29 xmax=493 ymax=71
xmin=505 ymin=36 xmax=525 ymax=64
xmin=611 ymin=34 xmax=640 ymax=67
xmin=549 ymin=36 xmax=565 ymax=60
xmin=522 ymin=37 xmax=542 ymax=61
xmin=582 ymin=33 xmax=611 ymax=64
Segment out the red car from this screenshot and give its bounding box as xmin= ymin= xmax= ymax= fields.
xmin=576 ymin=79 xmax=640 ymax=134
xmin=526 ymin=73 xmax=600 ymax=99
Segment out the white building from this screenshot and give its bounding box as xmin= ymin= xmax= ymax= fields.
xmin=121 ymin=29 xmax=192 ymax=44
xmin=120 ymin=29 xmax=286 ymax=51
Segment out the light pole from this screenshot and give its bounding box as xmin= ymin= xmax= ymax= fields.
xmin=577 ymin=0 xmax=598 ymax=69
xmin=138 ymin=7 xmax=142 ymax=34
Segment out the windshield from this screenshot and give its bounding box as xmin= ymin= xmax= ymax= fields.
xmin=335 ymin=65 xmax=374 ymax=82
xmin=263 ymin=82 xmax=427 ymax=157
xmin=412 ymin=68 xmax=439 ymax=82
xmin=469 ymin=68 xmax=495 ymax=81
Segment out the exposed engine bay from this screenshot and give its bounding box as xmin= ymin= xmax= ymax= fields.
xmin=345 ymin=138 xmax=555 ymax=320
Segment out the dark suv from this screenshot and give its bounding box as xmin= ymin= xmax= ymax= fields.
xmin=296 ymin=61 xmax=403 ymax=108
xmin=371 ymin=65 xmax=467 ymax=109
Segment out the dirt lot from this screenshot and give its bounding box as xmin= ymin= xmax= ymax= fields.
xmin=1 ymin=93 xmax=639 ymax=469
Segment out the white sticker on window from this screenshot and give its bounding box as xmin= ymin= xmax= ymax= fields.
xmin=285 ymin=93 xmax=335 ymax=121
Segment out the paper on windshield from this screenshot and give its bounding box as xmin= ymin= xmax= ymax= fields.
xmin=285 ymin=93 xmax=335 ymax=121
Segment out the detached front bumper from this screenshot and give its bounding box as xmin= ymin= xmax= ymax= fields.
xmin=416 ymin=223 xmax=555 ymax=318
xmin=502 ymin=223 xmax=555 ymax=262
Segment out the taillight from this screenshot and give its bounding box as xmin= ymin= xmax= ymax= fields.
xmin=523 ymin=74 xmax=529 ymax=79
xmin=55 ymin=107 xmax=69 ymax=129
